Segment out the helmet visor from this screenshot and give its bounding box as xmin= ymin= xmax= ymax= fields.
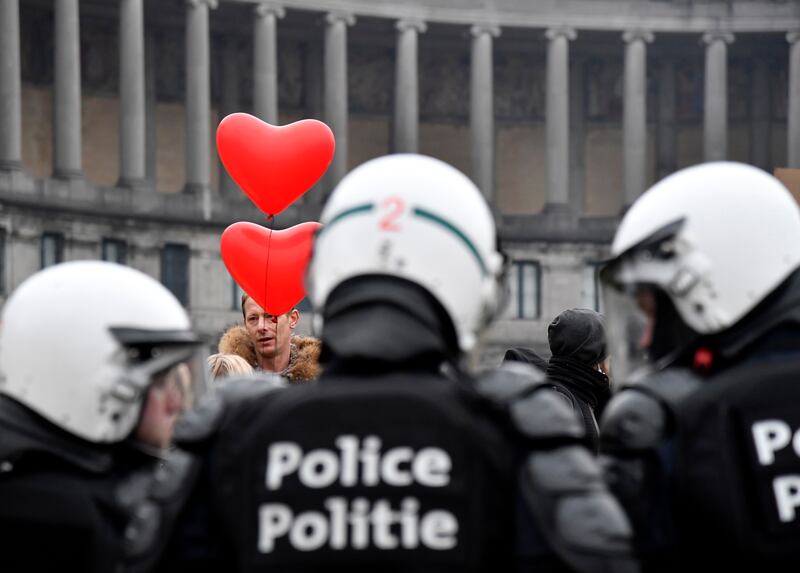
xmin=600 ymin=265 xmax=655 ymax=386
xmin=110 ymin=327 xmax=213 ymax=415
xmin=150 ymin=345 xmax=212 ymax=413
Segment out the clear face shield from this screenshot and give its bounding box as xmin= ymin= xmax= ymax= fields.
xmin=110 ymin=327 xmax=213 ymax=425
xmin=144 ymin=345 xmax=212 ymax=413
xmin=600 ymin=252 xmax=700 ymax=388
xmin=599 ymin=265 xmax=655 ymax=386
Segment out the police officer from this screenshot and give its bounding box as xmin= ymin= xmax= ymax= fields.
xmin=598 ymin=162 xmax=800 ymax=572
xmin=0 ymin=261 xmax=206 ymax=572
xmin=162 ymin=154 xmax=635 ymax=572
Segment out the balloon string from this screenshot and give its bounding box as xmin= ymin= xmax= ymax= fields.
xmin=264 ymin=214 xmax=274 ymax=372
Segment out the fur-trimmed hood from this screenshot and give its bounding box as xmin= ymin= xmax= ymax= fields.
xmin=218 ymin=325 xmax=321 ymax=383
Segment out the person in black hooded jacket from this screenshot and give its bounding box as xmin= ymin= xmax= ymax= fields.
xmin=545 ymin=308 xmax=611 ymax=453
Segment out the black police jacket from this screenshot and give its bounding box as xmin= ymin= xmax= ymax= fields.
xmin=0 ymin=397 xmax=155 ymax=572
xmin=602 ymin=320 xmax=800 ymax=572
xmin=159 ymin=363 xmax=637 ymax=573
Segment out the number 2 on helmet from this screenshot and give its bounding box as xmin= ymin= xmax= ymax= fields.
xmin=379 ymin=196 xmax=405 ymax=232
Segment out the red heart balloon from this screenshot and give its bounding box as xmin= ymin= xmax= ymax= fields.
xmin=217 ymin=113 xmax=335 ymax=216
xmin=220 ymin=221 xmax=322 ymax=316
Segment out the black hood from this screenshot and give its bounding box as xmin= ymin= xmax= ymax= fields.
xmin=503 ymin=347 xmax=548 ymax=371
xmin=548 ymin=308 xmax=607 ymax=366
xmin=320 ymin=275 xmax=460 ymax=375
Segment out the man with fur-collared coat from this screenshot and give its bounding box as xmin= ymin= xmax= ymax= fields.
xmin=218 ymin=294 xmax=320 ymax=383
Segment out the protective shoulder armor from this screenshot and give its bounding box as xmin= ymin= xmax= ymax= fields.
xmin=510 ymin=388 xmax=584 ymax=441
xmin=602 ymin=368 xmax=702 ymax=451
xmin=174 ymin=374 xmax=283 ymax=444
xmin=476 ymin=362 xmax=584 ymax=440
xmin=474 ymin=361 xmax=546 ymax=405
xmin=634 ymin=367 xmax=702 ymax=409
xmin=118 ymin=449 xmax=202 ymax=572
xmin=521 ymin=447 xmax=638 ymax=573
xmin=601 ymin=391 xmax=666 ymax=451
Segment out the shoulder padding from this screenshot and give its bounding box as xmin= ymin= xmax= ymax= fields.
xmin=521 ymin=448 xmax=638 ymax=570
xmin=601 ymin=368 xmax=702 ymax=451
xmin=120 ymin=448 xmax=204 ymax=571
xmin=524 ymin=445 xmax=602 ymax=493
xmin=511 ymin=391 xmax=585 ymax=440
xmin=174 ymin=374 xmax=283 ymax=444
xmin=627 ymin=367 xmax=702 ymax=409
xmin=474 ymin=361 xmax=547 ymax=404
xmin=601 ymin=391 xmax=666 ymax=451
xmin=476 ymin=362 xmax=585 ymax=441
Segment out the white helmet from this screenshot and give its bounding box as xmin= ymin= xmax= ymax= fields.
xmin=0 ymin=261 xmax=201 ymax=443
xmin=308 ymin=154 xmax=506 ymax=353
xmin=601 ymin=162 xmax=800 ymax=376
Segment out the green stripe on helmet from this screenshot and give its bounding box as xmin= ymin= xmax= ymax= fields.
xmin=412 ymin=207 xmax=488 ymax=276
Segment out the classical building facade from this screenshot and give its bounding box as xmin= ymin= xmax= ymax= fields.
xmin=0 ymin=0 xmax=798 ymax=360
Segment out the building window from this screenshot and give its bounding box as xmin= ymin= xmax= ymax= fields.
xmin=503 ymin=261 xmax=541 ymax=320
xmin=101 ymin=238 xmax=127 ymax=265
xmin=161 ymin=243 xmax=190 ymax=306
xmin=232 ymin=279 xmax=245 ymax=312
xmin=581 ymin=265 xmax=603 ymax=312
xmin=41 ymin=232 xmax=64 ymax=269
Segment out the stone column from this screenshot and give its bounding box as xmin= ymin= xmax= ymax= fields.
xmin=53 ymin=0 xmax=82 ymax=178
xmin=184 ymin=0 xmax=216 ymax=216
xmin=702 ymin=31 xmax=734 ymax=162
xmin=544 ymin=27 xmax=576 ymax=210
xmin=304 ymin=37 xmax=323 ymax=120
xmin=750 ymin=59 xmax=771 ymax=171
xmin=220 ymin=36 xmax=240 ymax=196
xmin=394 ymin=19 xmax=426 ymax=154
xmin=0 ymin=0 xmax=21 ymax=170
xmin=324 ymin=12 xmax=355 ymax=190
xmin=145 ymin=30 xmax=157 ymax=186
xmin=788 ymin=32 xmax=800 ymax=167
xmin=470 ymin=24 xmax=500 ymax=202
xmin=254 ymin=3 xmax=285 ymax=124
xmin=569 ymin=56 xmax=586 ymax=213
xmin=656 ymin=59 xmax=676 ymax=180
xmin=622 ymin=30 xmax=653 ymax=207
xmin=119 ymin=0 xmax=146 ymax=187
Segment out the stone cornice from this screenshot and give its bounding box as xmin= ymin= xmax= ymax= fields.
xmin=545 ymin=27 xmax=577 ymax=42
xmin=187 ymin=0 xmax=218 ymax=9
xmin=254 ymin=3 xmax=286 ymax=18
xmin=702 ymin=31 xmax=735 ymax=45
xmin=622 ymin=29 xmax=654 ymax=44
xmin=324 ymin=11 xmax=356 ymax=27
xmin=470 ymin=24 xmax=501 ymax=38
xmin=242 ymin=0 xmax=800 ymax=33
xmin=396 ymin=18 xmax=427 ymax=33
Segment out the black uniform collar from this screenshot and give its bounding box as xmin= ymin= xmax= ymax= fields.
xmin=320 ymin=276 xmax=459 ymax=376
xmin=0 ymin=396 xmax=115 ymax=473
